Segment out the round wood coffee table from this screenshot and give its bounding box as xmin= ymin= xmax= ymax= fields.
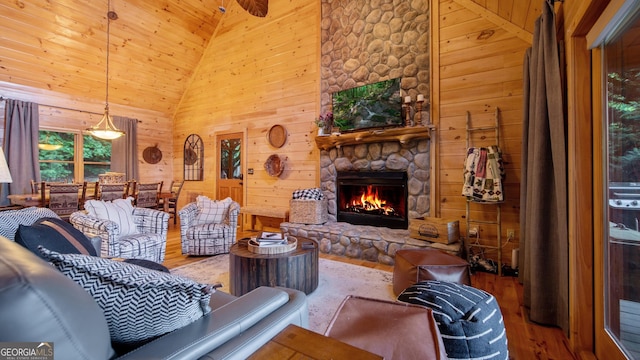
xmin=229 ymin=237 xmax=318 ymax=296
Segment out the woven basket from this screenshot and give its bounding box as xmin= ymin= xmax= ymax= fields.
xmin=289 ymin=198 xmax=328 ymax=224
xmin=264 ymin=154 xmax=284 ymax=177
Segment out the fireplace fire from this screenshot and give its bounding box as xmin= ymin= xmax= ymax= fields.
xmin=336 ymin=171 xmax=408 ymax=229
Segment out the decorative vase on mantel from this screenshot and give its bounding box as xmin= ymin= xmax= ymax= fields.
xmin=316 ymin=112 xmax=333 ymax=136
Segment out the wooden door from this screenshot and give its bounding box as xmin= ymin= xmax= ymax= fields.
xmin=216 ymin=132 xmax=243 ymax=205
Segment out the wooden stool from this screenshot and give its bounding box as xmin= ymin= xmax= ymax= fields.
xmin=393 ymin=249 xmax=471 ymax=295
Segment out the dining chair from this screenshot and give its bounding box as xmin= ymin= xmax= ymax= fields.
xmin=33 ymin=181 xmax=46 ymax=207
xmin=48 ymin=184 xmax=82 ymax=220
xmin=125 ymin=180 xmax=137 ymax=198
xmin=80 ymin=181 xmax=99 ymax=210
xmin=160 ymin=180 xmax=184 ymax=224
xmin=98 ymin=183 xmax=127 ymax=201
xmin=30 ymin=180 xmax=40 ymax=194
xmin=135 ymin=182 xmax=161 ymax=208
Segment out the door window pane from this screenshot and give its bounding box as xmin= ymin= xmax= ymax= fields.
xmin=220 ymin=138 xmax=241 ymax=179
xmin=605 ymin=10 xmax=640 ymax=359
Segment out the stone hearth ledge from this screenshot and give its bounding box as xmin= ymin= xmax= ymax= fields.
xmin=281 ymin=221 xmax=463 ymax=266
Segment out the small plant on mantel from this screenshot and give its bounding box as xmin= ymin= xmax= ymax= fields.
xmin=315 ymin=112 xmax=333 ymax=135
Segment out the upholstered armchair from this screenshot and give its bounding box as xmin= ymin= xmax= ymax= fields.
xmin=178 ymin=196 xmax=240 ymax=255
xmin=70 ymin=199 xmax=169 ymax=263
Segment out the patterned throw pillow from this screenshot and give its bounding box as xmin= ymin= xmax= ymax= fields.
xmin=194 ymin=196 xmax=232 ymax=225
xmin=0 ymin=207 xmax=59 ymax=241
xmin=39 ymin=248 xmax=214 ymax=345
xmin=292 ymin=188 xmax=324 ymax=200
xmin=84 ymin=197 xmax=139 ymax=236
xmin=15 ymin=217 xmax=97 ymax=259
xmin=397 ymin=280 xmax=508 ymax=359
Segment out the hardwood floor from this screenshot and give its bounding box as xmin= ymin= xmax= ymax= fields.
xmin=162 ymin=223 xmax=576 ymax=359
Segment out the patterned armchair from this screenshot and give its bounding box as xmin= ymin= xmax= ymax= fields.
xmin=178 ymin=197 xmax=240 ymax=255
xmin=70 ymin=205 xmax=169 ymax=263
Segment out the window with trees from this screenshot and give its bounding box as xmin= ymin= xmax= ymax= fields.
xmin=38 ymin=130 xmax=112 ymax=182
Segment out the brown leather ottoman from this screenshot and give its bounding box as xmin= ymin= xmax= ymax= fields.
xmin=393 ymin=248 xmax=471 ymax=295
xmin=325 ymin=296 xmax=447 ymax=360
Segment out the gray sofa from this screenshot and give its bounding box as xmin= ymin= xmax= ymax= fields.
xmin=0 ymin=236 xmax=309 ymax=359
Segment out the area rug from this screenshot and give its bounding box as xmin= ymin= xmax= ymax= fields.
xmin=170 ymin=255 xmax=396 ymax=333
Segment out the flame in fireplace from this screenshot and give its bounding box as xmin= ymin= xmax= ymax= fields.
xmin=347 ymin=185 xmax=397 ymax=216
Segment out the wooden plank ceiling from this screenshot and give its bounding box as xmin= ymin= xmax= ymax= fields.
xmin=0 ymin=0 xmax=544 ymax=117
xmin=0 ymin=0 xmax=224 ymax=116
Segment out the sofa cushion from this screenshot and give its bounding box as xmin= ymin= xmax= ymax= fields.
xmin=40 ymin=248 xmax=215 ymax=346
xmin=397 ymin=280 xmax=508 ymax=359
xmin=15 ymin=217 xmax=97 ymax=259
xmin=0 ymin=206 xmax=60 ymax=241
xmin=0 ymin=236 xmax=115 ymax=359
xmin=194 ymin=196 xmax=232 ymax=225
xmin=84 ymin=197 xmax=139 ymax=236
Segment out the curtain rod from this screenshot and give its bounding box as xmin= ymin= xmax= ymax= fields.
xmin=0 ymin=96 xmax=141 ymax=122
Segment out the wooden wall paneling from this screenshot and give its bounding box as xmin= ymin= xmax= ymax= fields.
xmin=173 ymin=0 xmax=320 ymax=215
xmin=510 ymin=0 xmax=533 ymax=29
xmin=453 ymin=0 xmax=534 ymax=43
xmin=436 ymin=0 xmax=529 ymax=267
xmin=430 ymin=0 xmax=443 ymax=217
xmin=0 ymin=82 xmax=174 ymax=189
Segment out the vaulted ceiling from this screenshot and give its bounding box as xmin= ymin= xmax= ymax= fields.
xmin=0 ymin=0 xmax=224 ymax=116
xmin=0 ymin=0 xmax=544 ymax=117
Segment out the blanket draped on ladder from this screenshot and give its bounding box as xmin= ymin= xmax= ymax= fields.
xmin=462 ymin=145 xmax=505 ymax=202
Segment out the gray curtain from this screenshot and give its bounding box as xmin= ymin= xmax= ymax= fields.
xmin=111 ymin=116 xmax=139 ymax=181
xmin=0 ymin=99 xmax=40 ymax=206
xmin=520 ymin=0 xmax=568 ymax=333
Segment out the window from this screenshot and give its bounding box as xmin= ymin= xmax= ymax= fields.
xmin=594 ymin=2 xmax=640 ymax=359
xmin=38 ymin=130 xmax=112 ymax=182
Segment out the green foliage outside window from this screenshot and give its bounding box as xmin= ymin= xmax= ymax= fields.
xmin=608 ymin=70 xmax=640 ymax=182
xmin=38 ymin=130 xmax=112 ymax=182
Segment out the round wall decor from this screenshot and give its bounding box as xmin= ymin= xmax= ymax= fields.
xmin=264 ymin=154 xmax=284 ymax=177
xmin=267 ymin=124 xmax=287 ymax=148
xmin=143 ymin=145 xmax=163 ymax=164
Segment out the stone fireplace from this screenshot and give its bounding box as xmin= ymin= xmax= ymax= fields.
xmin=336 ymin=170 xmax=408 ymax=229
xmin=320 ymin=136 xmax=431 ymax=222
xmin=279 ymin=134 xmax=464 ymax=266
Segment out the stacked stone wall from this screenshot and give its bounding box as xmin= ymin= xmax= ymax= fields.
xmin=320 ymin=0 xmax=430 ymax=113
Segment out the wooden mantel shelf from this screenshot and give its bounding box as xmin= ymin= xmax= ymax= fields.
xmin=314 ymin=126 xmax=431 ymax=150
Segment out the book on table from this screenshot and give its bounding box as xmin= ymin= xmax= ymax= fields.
xmin=255 ymin=232 xmax=287 ymax=246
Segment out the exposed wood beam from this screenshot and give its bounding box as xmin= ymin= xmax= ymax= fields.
xmin=453 ymin=0 xmax=533 ymax=44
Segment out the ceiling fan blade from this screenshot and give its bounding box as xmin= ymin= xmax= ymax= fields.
xmin=236 ymin=0 xmax=268 ymax=17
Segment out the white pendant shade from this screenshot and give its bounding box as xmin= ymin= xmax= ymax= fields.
xmin=87 ymin=107 xmax=125 ymax=140
xmin=86 ymin=2 xmax=124 ymax=141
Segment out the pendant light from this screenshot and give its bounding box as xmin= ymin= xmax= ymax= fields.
xmin=86 ymin=0 xmax=124 ymax=140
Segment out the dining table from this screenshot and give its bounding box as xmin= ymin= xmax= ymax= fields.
xmin=8 ymin=188 xmax=95 ymax=208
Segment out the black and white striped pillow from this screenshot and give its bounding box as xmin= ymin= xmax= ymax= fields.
xmin=39 ymin=247 xmax=214 ymax=346
xmin=84 ymin=197 xmax=139 ymax=236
